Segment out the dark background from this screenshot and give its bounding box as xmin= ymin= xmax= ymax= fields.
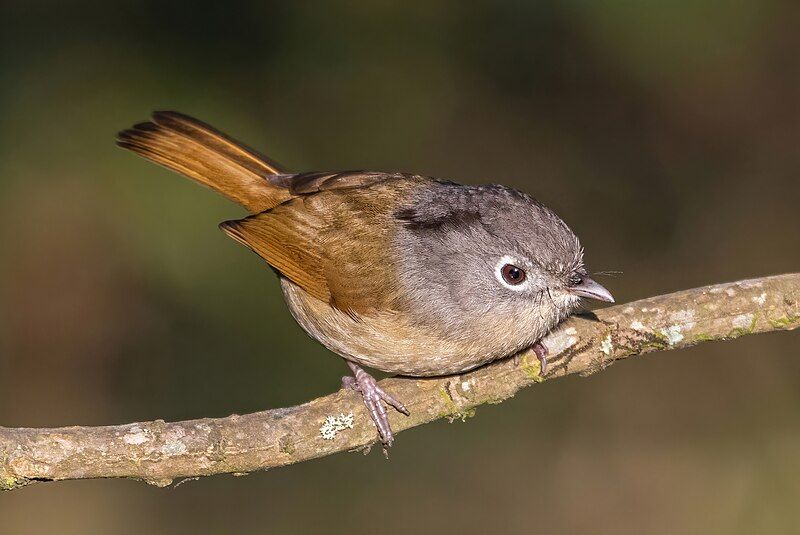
xmin=1 ymin=1 xmax=799 ymax=533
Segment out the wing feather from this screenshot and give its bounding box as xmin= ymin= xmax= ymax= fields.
xmin=219 ymin=175 xmax=427 ymax=313
xmin=220 ymin=198 xmax=332 ymax=303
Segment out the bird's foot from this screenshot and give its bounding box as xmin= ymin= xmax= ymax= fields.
xmin=513 ymin=341 xmax=548 ymax=374
xmin=532 ymin=340 xmax=548 ymax=374
xmin=343 ymin=361 xmax=409 ymax=448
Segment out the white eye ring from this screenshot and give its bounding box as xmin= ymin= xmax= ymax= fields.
xmin=494 ymin=255 xmax=529 ymax=291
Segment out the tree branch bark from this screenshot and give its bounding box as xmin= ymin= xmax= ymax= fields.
xmin=2 ymin=274 xmax=798 ymax=491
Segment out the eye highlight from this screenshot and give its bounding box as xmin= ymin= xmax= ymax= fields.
xmin=501 ymin=264 xmax=526 ymax=285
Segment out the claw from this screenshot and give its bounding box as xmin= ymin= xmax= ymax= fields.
xmin=346 ymin=361 xmax=409 ymax=447
xmin=532 ymin=341 xmax=548 ymax=374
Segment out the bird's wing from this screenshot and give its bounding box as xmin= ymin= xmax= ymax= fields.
xmin=221 ymin=173 xmax=426 ymax=314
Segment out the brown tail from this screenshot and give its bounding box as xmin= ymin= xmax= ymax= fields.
xmin=117 ymin=111 xmax=293 ymax=212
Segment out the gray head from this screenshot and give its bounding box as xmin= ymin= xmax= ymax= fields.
xmin=394 ymin=181 xmax=613 ymax=359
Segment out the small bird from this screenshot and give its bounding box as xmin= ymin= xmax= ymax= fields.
xmin=117 ymin=112 xmax=614 ymax=446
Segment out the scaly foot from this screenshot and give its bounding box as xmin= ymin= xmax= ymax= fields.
xmin=532 ymin=340 xmax=548 ymax=374
xmin=343 ymin=361 xmax=409 ymax=447
xmin=513 ymin=341 xmax=549 ymax=374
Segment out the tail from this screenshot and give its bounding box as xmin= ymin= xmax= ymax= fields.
xmin=117 ymin=111 xmax=293 ymax=212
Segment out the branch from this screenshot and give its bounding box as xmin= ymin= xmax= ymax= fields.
xmin=2 ymin=274 xmax=798 ymax=491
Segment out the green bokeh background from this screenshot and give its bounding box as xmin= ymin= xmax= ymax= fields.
xmin=1 ymin=1 xmax=799 ymax=533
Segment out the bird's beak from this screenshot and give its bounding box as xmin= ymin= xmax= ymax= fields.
xmin=569 ymin=276 xmax=615 ymax=303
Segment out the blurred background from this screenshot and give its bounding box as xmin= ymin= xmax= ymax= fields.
xmin=1 ymin=1 xmax=798 ymax=533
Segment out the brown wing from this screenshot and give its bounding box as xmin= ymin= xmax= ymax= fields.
xmin=286 ymin=171 xmax=393 ymax=195
xmin=221 ymin=196 xmax=332 ymax=303
xmin=220 ymin=173 xmax=427 ymax=314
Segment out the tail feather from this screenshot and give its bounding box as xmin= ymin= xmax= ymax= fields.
xmin=117 ymin=111 xmax=292 ymax=212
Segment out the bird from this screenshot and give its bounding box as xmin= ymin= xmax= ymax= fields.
xmin=117 ymin=111 xmax=614 ymax=446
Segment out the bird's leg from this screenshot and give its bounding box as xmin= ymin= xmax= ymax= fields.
xmin=342 ymin=361 xmax=409 ymax=447
xmin=532 ymin=340 xmax=548 ymax=374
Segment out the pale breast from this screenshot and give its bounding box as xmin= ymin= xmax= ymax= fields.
xmin=280 ymin=278 xmax=517 ymax=376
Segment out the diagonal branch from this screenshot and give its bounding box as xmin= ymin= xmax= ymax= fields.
xmin=1 ymin=274 xmax=798 ymax=491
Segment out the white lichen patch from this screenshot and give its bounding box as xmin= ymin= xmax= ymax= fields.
xmin=161 ymin=441 xmax=187 ymax=456
xmin=660 ymin=325 xmax=684 ymax=346
xmin=669 ymin=309 xmax=696 ymax=330
xmin=320 ymin=412 xmax=355 ymax=440
xmin=544 ymin=326 xmax=578 ymax=355
xmin=725 ymin=288 xmax=736 ymax=297
xmin=461 ymin=380 xmax=472 ymax=392
xmin=122 ymin=426 xmax=150 ymax=445
xmin=732 ymin=314 xmax=754 ymax=329
xmin=600 ymin=334 xmax=613 ymax=356
xmin=753 ymin=292 xmax=767 ymax=306
xmin=159 ymin=427 xmax=187 ymax=456
xmin=630 ymin=320 xmax=646 ymax=331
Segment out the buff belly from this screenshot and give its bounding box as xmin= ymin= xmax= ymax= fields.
xmin=280 ymin=278 xmax=515 ymax=376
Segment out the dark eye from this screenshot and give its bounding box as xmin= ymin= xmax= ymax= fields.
xmin=569 ymin=274 xmax=583 ymax=286
xmin=501 ymin=264 xmax=526 ymax=285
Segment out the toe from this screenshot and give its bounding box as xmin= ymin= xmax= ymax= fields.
xmin=532 ymin=341 xmax=548 ymax=374
xmin=378 ymin=389 xmax=410 ymax=416
xmin=345 ymin=361 xmax=408 ymax=446
xmin=365 ymin=394 xmax=393 ymax=446
xmin=341 ymin=376 xmax=357 ymax=391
